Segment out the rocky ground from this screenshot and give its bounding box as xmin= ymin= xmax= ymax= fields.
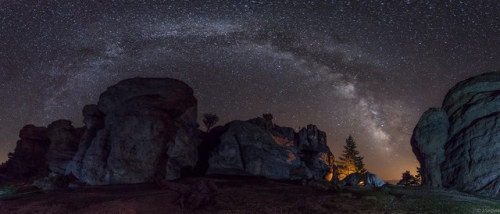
xmin=1 ymin=175 xmax=499 ymax=214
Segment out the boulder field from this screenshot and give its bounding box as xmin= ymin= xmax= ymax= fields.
xmin=412 ymin=72 xmax=500 ymax=198
xmin=0 ymin=77 xmax=338 ymax=187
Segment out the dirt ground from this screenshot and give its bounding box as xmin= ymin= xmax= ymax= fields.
xmin=1 ymin=176 xmax=499 ymax=214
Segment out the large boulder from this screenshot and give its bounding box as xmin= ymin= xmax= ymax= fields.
xmin=410 ymin=108 xmax=448 ymax=187
xmin=341 ymin=173 xmax=363 ymax=186
xmin=206 ymin=118 xmax=333 ymax=181
xmin=45 ymin=120 xmax=85 ymax=175
xmin=66 ymin=78 xmax=200 ymax=185
xmin=97 ymin=78 xmax=195 ymax=115
xmin=412 ymin=72 xmax=500 ymax=198
xmin=443 ymin=72 xmax=500 ymax=137
xmin=65 ymin=105 xmax=105 ymax=178
xmin=442 ymin=112 xmax=500 ymax=197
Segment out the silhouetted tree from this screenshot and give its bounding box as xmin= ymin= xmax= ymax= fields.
xmin=397 ymin=170 xmax=419 ymax=186
xmin=202 ymin=113 xmax=219 ymax=132
xmin=336 ymin=136 xmax=366 ymax=180
xmin=415 ymin=167 xmax=422 ymax=185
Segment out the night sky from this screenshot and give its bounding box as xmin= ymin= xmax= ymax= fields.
xmin=0 ymin=1 xmax=498 ymax=180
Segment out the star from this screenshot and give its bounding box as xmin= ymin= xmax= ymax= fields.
xmin=0 ymin=1 xmax=498 ymax=180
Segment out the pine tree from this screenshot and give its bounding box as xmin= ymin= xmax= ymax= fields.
xmin=415 ymin=167 xmax=422 ymax=185
xmin=337 ymin=135 xmax=367 ymax=180
xmin=397 ymin=170 xmax=419 ymax=186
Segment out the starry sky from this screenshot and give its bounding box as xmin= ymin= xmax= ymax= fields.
xmin=0 ymin=1 xmax=498 ymax=180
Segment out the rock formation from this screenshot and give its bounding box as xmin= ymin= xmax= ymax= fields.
xmin=0 ymin=125 xmax=50 ymax=180
xmin=64 ymin=105 xmax=105 ymax=179
xmin=206 ymin=118 xmax=333 ymax=181
xmin=323 ymin=153 xmax=335 ymax=181
xmin=2 ymin=77 xmax=336 ymax=187
xmin=65 ymin=78 xmax=200 ymax=185
xmin=411 ymin=72 xmax=500 ymax=198
xmin=46 ymin=120 xmax=85 ymax=175
xmin=0 ymin=121 xmax=86 ymax=187
xmin=341 ymin=173 xmax=363 ymax=186
xmin=411 ymin=108 xmax=448 ymax=187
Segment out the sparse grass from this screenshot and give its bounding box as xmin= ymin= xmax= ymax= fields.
xmin=339 ymin=185 xmax=500 ymax=213
xmin=0 ymin=183 xmax=44 ymax=201
xmin=396 ymin=196 xmax=476 ymax=213
xmin=1 ymin=177 xmax=499 ymax=213
xmin=0 ymin=183 xmax=18 ymax=197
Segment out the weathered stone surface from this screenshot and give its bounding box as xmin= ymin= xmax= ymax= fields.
xmin=410 ymin=108 xmax=448 ymax=187
xmin=297 ymin=125 xmax=331 ymax=180
xmin=67 ymin=78 xmax=200 ymax=185
xmin=46 ymin=120 xmax=85 ymax=175
xmin=65 ymin=105 xmax=105 ymax=178
xmin=207 ymin=118 xmax=300 ymax=179
xmin=97 ymin=78 xmax=195 ymax=115
xmin=442 ymin=72 xmax=500 ymax=118
xmin=441 ymin=111 xmax=500 ymax=197
xmin=297 ymin=124 xmax=328 ymax=152
xmin=412 ymin=72 xmax=500 ymax=198
xmin=444 ymin=73 xmax=500 ymax=137
xmin=207 ymin=118 xmax=333 ymax=181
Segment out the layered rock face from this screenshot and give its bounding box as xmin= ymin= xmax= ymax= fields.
xmin=412 ymin=72 xmax=500 ymax=198
xmin=66 ymin=78 xmax=200 ymax=184
xmin=206 ymin=118 xmax=333 ymax=181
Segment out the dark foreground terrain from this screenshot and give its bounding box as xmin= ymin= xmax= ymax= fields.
xmin=1 ymin=176 xmax=499 ymax=214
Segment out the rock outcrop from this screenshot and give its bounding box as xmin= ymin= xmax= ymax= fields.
xmin=206 ymin=118 xmax=333 ymax=181
xmin=411 ymin=72 xmax=500 ymax=198
xmin=2 ymin=77 xmax=336 ymax=187
xmin=65 ymin=77 xmax=200 ymax=185
xmin=341 ymin=173 xmax=363 ymax=186
xmin=46 ymin=120 xmax=85 ymax=175
xmin=0 ymin=125 xmax=50 ymax=180
xmin=64 ymin=105 xmax=105 ymax=179
xmin=410 ymin=108 xmax=448 ymax=187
